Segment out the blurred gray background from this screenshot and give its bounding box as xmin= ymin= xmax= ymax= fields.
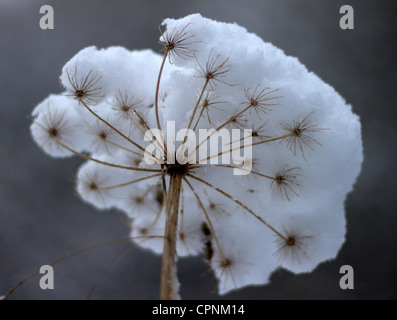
xmin=0 ymin=0 xmax=396 ymax=299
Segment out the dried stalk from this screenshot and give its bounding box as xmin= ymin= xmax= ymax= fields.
xmin=160 ymin=172 xmax=182 ymax=300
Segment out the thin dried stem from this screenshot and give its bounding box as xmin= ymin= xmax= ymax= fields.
xmin=154 ymin=51 xmax=169 ymax=184
xmin=186 ymin=79 xmax=210 ymax=135
xmin=177 ymin=79 xmax=210 ymax=160
xmin=183 ymin=177 xmax=226 ymax=261
xmin=198 ymin=133 xmax=291 ymax=163
xmin=225 ymin=124 xmax=270 ymax=146
xmin=98 ymin=173 xmax=162 ymax=191
xmin=189 ymin=96 xmax=279 ymax=160
xmin=187 ymin=174 xmax=286 ymax=240
xmin=78 ymin=98 xmax=148 ymax=154
xmin=208 ymin=164 xmax=274 ymax=180
xmin=125 ymin=113 xmax=164 ymax=158
xmin=155 ymin=53 xmax=167 ymax=133
xmin=133 ymin=110 xmax=166 ymax=155
xmin=2 ymin=235 xmax=164 ymax=300
xmin=87 ymin=245 xmax=136 ymax=299
xmin=106 ymin=139 xmax=146 ymax=159
xmin=147 ymin=199 xmax=165 ymax=232
xmin=53 ymin=137 xmax=161 ymax=173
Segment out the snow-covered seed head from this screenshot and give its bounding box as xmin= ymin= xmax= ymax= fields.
xmin=195 ymin=50 xmax=232 ymax=87
xmin=32 ymin=108 xmax=69 ymax=151
xmin=110 ymin=90 xmax=144 ymax=120
xmin=159 ymin=23 xmax=196 ymax=60
xmin=87 ymin=121 xmax=116 ymax=153
xmin=280 ymin=112 xmax=329 ymax=160
xmin=76 ymin=166 xmax=110 ymax=208
xmin=250 ymin=124 xmax=271 ymax=141
xmin=242 ymin=86 xmax=281 ymax=118
xmin=226 ymin=112 xmax=248 ymax=129
xmin=30 ymin=14 xmax=363 ymax=297
xmin=30 ymin=99 xmax=80 ymax=158
xmin=64 ymin=64 xmax=104 ymax=105
xmin=194 ymin=90 xmax=224 ymax=127
xmin=270 ymin=167 xmax=301 ymax=200
xmin=273 ymin=231 xmax=312 ymax=265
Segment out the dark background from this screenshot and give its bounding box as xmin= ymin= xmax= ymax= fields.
xmin=0 ymin=0 xmax=396 ymax=299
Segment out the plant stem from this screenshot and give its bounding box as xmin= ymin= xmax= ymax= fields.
xmin=160 ymin=172 xmax=182 ymax=300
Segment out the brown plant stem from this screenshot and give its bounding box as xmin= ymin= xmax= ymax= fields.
xmin=160 ymin=172 xmax=182 ymax=300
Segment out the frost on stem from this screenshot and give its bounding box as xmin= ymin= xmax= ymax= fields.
xmin=29 ymin=14 xmax=363 ymax=298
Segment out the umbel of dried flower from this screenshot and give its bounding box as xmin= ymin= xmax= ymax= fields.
xmin=30 ymin=14 xmax=363 ymax=298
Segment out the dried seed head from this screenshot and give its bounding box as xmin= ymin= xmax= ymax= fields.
xmin=125 ymin=191 xmax=152 ymax=215
xmin=270 ymin=167 xmax=301 ymax=200
xmin=64 ymin=64 xmax=104 ymax=105
xmin=110 ymin=90 xmax=144 ymax=120
xmin=37 ymin=109 xmax=69 ymax=144
xmin=165 ymin=162 xmax=194 ymax=176
xmin=242 ymin=86 xmax=280 ymax=118
xmin=211 ymin=254 xmax=238 ymax=291
xmin=199 ymin=90 xmax=224 ymax=123
xmin=250 ymin=124 xmax=271 ymax=141
xmin=159 ymin=23 xmax=196 ymax=60
xmin=31 ymin=104 xmax=77 ymax=157
xmin=195 ymin=50 xmax=232 ymax=88
xmin=226 ymin=112 xmax=248 ymax=129
xmin=273 ymin=230 xmax=312 ymax=265
xmin=87 ymin=121 xmax=116 ymax=153
xmin=280 ymin=112 xmax=329 ymax=160
xmin=77 ymin=168 xmax=109 ymax=206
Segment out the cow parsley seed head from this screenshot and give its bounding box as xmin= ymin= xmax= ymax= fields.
xmin=280 ymin=112 xmax=329 ymax=160
xmin=242 ymin=86 xmax=280 ymax=118
xmin=159 ymin=23 xmax=197 ymax=61
xmin=30 ymin=14 xmax=363 ymax=298
xmin=64 ymin=65 xmax=104 ymax=105
xmin=273 ymin=230 xmax=312 ymax=265
xmin=270 ymin=167 xmax=301 ymax=201
xmin=110 ymin=90 xmax=144 ymax=121
xmin=195 ymin=50 xmax=232 ymax=88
